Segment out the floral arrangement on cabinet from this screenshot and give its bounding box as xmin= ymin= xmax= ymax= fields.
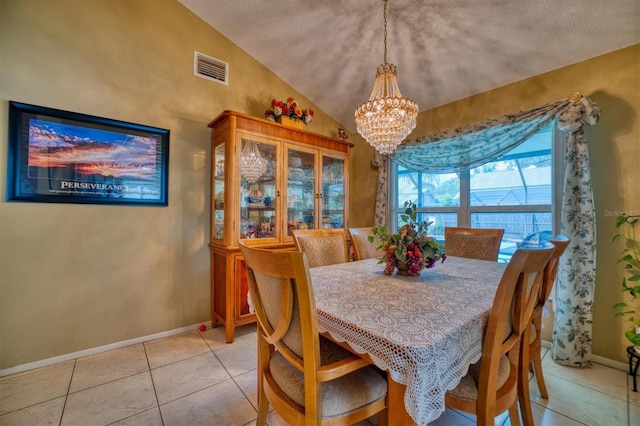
xmin=612 ymin=214 xmax=640 ymax=347
xmin=264 ymin=97 xmax=314 ymax=124
xmin=369 ymin=201 xmax=446 ymax=276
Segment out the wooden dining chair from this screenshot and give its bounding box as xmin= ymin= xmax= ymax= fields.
xmin=444 ymin=227 xmax=505 ymax=261
xmin=518 ymin=236 xmax=570 ymax=425
xmin=238 ymin=242 xmax=388 ymax=426
xmin=291 ymin=228 xmax=350 ymax=267
xmin=444 ymin=243 xmax=554 ymax=426
xmin=348 ymin=227 xmax=384 ymax=261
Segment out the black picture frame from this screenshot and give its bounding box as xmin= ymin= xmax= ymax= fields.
xmin=6 ymin=101 xmax=169 ymax=206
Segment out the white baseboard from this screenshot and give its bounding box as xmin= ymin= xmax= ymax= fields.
xmin=541 ymin=340 xmax=628 ymax=372
xmin=2 ymin=328 xmax=628 ymax=377
xmin=0 ymin=320 xmax=213 ymax=378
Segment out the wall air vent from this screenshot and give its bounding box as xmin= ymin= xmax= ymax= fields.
xmin=194 ymin=51 xmax=228 ymax=85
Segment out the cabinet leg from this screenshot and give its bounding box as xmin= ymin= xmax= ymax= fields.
xmin=225 ymin=323 xmax=235 ymax=344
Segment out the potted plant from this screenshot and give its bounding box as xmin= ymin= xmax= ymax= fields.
xmin=612 ymin=214 xmax=640 ymax=349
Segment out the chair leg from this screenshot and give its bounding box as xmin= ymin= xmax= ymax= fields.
xmin=256 ymin=333 xmax=271 ymax=426
xmin=518 ymin=365 xmax=534 ymax=426
xmin=532 ymin=357 xmax=549 ymax=398
xmin=509 ymin=402 xmax=521 ymax=426
xmin=518 ymin=332 xmax=534 ymax=426
xmin=256 ymin=384 xmax=269 ymax=426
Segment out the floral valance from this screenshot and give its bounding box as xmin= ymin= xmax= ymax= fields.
xmin=391 ymin=96 xmax=580 ymax=174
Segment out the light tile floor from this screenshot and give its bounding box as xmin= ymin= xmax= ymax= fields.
xmin=1 ymin=324 xmax=638 ymax=425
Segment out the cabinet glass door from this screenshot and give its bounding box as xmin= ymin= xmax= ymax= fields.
xmin=239 ymin=138 xmax=277 ymax=240
xmin=321 ymin=155 xmax=345 ymax=229
xmin=213 ymin=143 xmax=225 ymax=240
xmin=286 ymin=147 xmax=316 ymax=234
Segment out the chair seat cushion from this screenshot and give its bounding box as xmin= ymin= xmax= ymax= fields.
xmin=446 ymin=355 xmax=510 ymax=402
xmin=270 ymin=336 xmax=387 ymax=418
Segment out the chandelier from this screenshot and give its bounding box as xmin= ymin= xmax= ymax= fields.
xmin=354 ymin=0 xmax=418 ymax=156
xmin=240 ymin=141 xmax=267 ymax=183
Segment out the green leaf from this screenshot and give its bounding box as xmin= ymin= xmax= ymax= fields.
xmin=625 ymin=329 xmax=640 ymax=346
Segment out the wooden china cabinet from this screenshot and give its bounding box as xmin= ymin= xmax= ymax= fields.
xmin=208 ymin=110 xmax=353 ymax=342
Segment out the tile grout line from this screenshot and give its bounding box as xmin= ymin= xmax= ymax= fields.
xmin=57 ymin=358 xmax=76 ymax=426
xmin=142 ymin=340 xmax=165 ymax=426
xmin=201 ymin=329 xmax=260 ymax=422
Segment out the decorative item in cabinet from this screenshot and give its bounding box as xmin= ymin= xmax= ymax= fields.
xmin=212 ymin=143 xmax=226 ymax=241
xmin=208 ymin=111 xmax=353 ymax=342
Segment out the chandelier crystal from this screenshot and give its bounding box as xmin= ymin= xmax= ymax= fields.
xmin=354 ymin=0 xmax=418 ymax=156
xmin=240 ymin=141 xmax=267 ymax=183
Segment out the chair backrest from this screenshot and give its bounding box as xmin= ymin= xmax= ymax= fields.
xmin=474 ymin=244 xmax=554 ymax=422
xmin=239 ymin=242 xmax=387 ymax=425
xmin=239 ymin=243 xmax=322 ymax=415
xmin=348 ymin=227 xmax=384 ymax=261
xmin=444 ymin=227 xmax=504 ymax=261
xmin=291 ymin=228 xmax=349 ymax=267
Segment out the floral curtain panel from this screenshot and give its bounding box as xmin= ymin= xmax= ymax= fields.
xmin=552 ymin=97 xmax=600 ymax=367
xmin=373 ymin=94 xmax=600 ymax=366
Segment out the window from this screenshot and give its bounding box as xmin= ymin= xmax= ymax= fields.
xmin=390 ymin=125 xmax=561 ymax=262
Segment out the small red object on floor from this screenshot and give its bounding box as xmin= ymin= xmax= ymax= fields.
xmin=199 ymin=325 xmax=206 ymax=332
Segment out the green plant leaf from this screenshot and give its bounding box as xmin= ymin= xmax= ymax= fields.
xmin=625 ymin=328 xmax=640 ymax=346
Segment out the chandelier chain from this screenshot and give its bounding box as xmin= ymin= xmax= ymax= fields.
xmin=383 ymin=0 xmax=388 ymax=64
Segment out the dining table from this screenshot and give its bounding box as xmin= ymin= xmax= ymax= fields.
xmin=309 ymin=256 xmax=508 ymax=426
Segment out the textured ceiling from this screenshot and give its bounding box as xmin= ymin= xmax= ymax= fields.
xmin=179 ymin=0 xmax=640 ymax=132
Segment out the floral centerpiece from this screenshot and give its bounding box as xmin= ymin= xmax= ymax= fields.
xmin=264 ymin=97 xmax=314 ymax=124
xmin=368 ymin=201 xmax=446 ymax=276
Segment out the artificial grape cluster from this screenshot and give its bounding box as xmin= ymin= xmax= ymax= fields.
xmin=405 ymin=256 xmax=424 ymax=276
xmin=383 ymin=251 xmax=396 ymax=275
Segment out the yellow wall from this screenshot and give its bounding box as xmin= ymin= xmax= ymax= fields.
xmin=0 ymin=0 xmax=357 ymax=369
xmin=413 ymin=44 xmax=640 ymax=363
xmin=0 ymin=0 xmax=637 ymax=370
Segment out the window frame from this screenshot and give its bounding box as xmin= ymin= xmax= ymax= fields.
xmin=388 ymin=123 xmax=564 ymax=237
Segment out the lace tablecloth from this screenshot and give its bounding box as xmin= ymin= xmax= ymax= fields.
xmin=309 ymin=256 xmax=507 ymax=425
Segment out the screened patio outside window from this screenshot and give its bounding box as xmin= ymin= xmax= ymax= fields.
xmin=391 ymin=125 xmax=557 ymax=262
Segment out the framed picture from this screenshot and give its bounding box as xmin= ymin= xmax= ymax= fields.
xmin=6 ymin=101 xmax=169 ymax=206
